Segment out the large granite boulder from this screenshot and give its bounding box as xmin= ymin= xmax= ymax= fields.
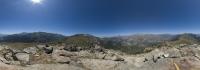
xmin=15 ymin=53 xmax=30 ymax=62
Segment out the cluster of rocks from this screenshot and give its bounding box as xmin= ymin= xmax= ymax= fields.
xmin=129 ymin=44 xmax=200 ymax=70
xmin=142 ymin=45 xmax=200 ymax=63
xmin=0 ymin=45 xmax=32 ymax=65
xmin=51 ymin=44 xmax=125 ymax=64
xmin=0 ymin=44 xmax=200 ymax=70
xmin=0 ymin=44 xmax=124 ymax=66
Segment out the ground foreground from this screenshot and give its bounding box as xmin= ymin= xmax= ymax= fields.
xmin=0 ymin=44 xmax=200 ymax=70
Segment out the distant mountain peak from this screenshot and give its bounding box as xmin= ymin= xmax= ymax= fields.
xmin=1 ymin=32 xmax=66 ymax=43
xmin=71 ymin=34 xmax=95 ymax=37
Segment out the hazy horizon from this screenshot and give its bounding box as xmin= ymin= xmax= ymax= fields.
xmin=1 ymin=31 xmax=200 ymax=37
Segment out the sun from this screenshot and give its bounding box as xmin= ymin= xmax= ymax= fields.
xmin=31 ymin=0 xmax=42 ymax=4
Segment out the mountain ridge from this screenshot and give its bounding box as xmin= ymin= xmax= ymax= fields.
xmin=0 ymin=32 xmax=65 ymax=43
xmin=1 ymin=32 xmax=200 ymax=54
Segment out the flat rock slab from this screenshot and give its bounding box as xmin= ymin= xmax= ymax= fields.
xmin=0 ymin=63 xmax=85 ymax=70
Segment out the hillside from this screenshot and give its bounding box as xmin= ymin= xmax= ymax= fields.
xmin=103 ymin=34 xmax=173 ymax=46
xmin=102 ymin=34 xmax=174 ymax=54
xmin=0 ymin=34 xmax=5 ymax=40
xmin=170 ymin=33 xmax=200 ymax=44
xmin=0 ymin=34 xmax=5 ymax=37
xmin=64 ymin=34 xmax=100 ymax=46
xmin=0 ymin=32 xmax=65 ymax=43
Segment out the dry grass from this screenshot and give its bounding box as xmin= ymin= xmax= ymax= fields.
xmin=1 ymin=43 xmax=36 ymax=50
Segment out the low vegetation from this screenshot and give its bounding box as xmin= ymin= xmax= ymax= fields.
xmin=63 ymin=34 xmax=101 ymax=49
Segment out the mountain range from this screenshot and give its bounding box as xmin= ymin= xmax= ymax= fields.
xmin=0 ymin=32 xmax=200 ymax=54
xmin=0 ymin=32 xmax=65 ymax=43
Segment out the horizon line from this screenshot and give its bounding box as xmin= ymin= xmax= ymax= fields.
xmin=1 ymin=31 xmax=200 ymax=37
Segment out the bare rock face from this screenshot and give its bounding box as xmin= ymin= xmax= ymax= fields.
xmin=0 ymin=63 xmax=86 ymax=70
xmin=163 ymin=48 xmax=182 ymax=58
xmin=140 ymin=47 xmax=182 ymax=64
xmin=20 ymin=64 xmax=85 ymax=70
xmin=52 ymin=50 xmax=75 ymax=64
xmin=80 ymin=59 xmax=128 ymax=70
xmin=133 ymin=45 xmax=200 ymax=70
xmin=179 ymin=46 xmax=200 ymax=58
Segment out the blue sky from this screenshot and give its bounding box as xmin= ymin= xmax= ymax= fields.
xmin=0 ymin=0 xmax=200 ymax=36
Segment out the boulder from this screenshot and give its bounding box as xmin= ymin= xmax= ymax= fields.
xmin=23 ymin=47 xmax=38 ymax=54
xmin=15 ymin=53 xmax=29 ymax=62
xmin=36 ymin=45 xmax=46 ymax=50
xmin=52 ymin=50 xmax=75 ymax=63
xmin=112 ymin=55 xmax=124 ymax=61
xmin=43 ymin=45 xmax=53 ymax=54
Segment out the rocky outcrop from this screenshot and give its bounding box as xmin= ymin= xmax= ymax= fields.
xmin=80 ymin=59 xmax=127 ymax=70
xmin=0 ymin=44 xmax=200 ymax=70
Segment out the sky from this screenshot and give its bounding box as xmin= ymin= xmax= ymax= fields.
xmin=0 ymin=0 xmax=200 ymax=36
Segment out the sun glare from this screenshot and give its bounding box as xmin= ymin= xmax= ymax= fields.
xmin=31 ymin=0 xmax=42 ymax=4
